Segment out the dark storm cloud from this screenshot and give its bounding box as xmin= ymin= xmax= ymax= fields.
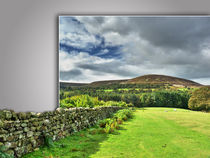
xmin=78 ymin=61 xmax=137 ymax=77
xmin=94 ymin=17 xmax=210 ymax=51
xmin=128 ymin=17 xmax=210 ymax=50
xmin=177 ymin=63 xmax=210 ymax=79
xmin=60 ymin=69 xmax=82 ymax=80
xmin=110 ymin=17 xmax=210 ymax=80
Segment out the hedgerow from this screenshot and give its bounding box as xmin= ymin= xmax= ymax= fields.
xmin=60 ymin=95 xmax=131 ymax=108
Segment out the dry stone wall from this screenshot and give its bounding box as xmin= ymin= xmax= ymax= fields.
xmin=0 ymin=106 xmax=122 ymax=157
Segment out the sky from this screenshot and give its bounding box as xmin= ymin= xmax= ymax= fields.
xmin=59 ymin=16 xmax=210 ymax=85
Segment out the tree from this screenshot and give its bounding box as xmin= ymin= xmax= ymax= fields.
xmin=188 ymin=86 xmax=210 ymax=111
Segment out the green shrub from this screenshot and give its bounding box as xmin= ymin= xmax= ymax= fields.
xmin=104 ymin=124 xmax=114 ymax=134
xmin=60 ymin=95 xmax=130 ymax=108
xmin=97 ymin=109 xmax=133 ymax=134
xmin=188 ymin=86 xmax=210 ymax=111
xmin=102 ymin=101 xmax=130 ymax=107
xmin=102 ymin=119 xmax=118 ymax=134
xmin=98 ymin=119 xmax=107 ymax=128
xmin=114 ymin=109 xmax=133 ymax=120
xmin=60 ymin=95 xmax=101 ymax=108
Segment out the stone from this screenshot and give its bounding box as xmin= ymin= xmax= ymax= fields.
xmin=4 ymin=121 xmax=13 ymax=129
xmin=11 ymin=111 xmax=18 ymax=120
xmin=24 ymin=127 xmax=29 ymax=132
xmin=10 ymin=142 xmax=17 ymax=148
xmin=25 ymin=112 xmax=32 ymax=119
xmin=23 ymin=120 xmax=29 ymax=123
xmin=17 ymin=140 xmax=22 ymax=147
xmin=27 ymin=131 xmax=33 ymax=137
xmin=43 ymin=119 xmax=50 ymax=125
xmin=0 ymin=134 xmax=7 ymax=142
xmin=29 ymin=112 xmax=37 ymax=117
xmin=14 ymin=130 xmax=23 ymax=135
xmin=21 ymin=123 xmax=27 ymax=128
xmin=0 ymin=119 xmax=4 ymax=128
xmin=16 ymin=126 xmax=23 ymax=131
xmin=15 ymin=147 xmax=25 ymax=157
xmin=52 ymin=126 xmax=57 ymax=130
xmin=35 ymin=132 xmax=41 ymax=136
xmin=31 ymin=127 xmax=36 ymax=131
xmin=38 ymin=120 xmax=44 ymax=125
xmin=52 ymin=135 xmax=57 ymax=140
xmin=8 ymin=127 xmax=16 ymax=132
xmin=7 ymin=135 xmax=15 ymax=142
xmin=36 ymin=126 xmax=41 ymax=131
xmin=18 ymin=133 xmax=24 ymax=139
xmin=0 ymin=111 xmax=5 ymax=120
xmin=0 ymin=128 xmax=7 ymax=134
xmin=32 ymin=121 xmax=39 ymax=127
xmin=30 ymin=138 xmax=37 ymax=147
xmin=36 ymin=113 xmax=41 ymax=117
xmin=4 ymin=142 xmax=11 ymax=150
xmin=15 ymin=123 xmax=20 ymax=127
xmin=41 ymin=126 xmax=47 ymax=131
xmin=26 ymin=144 xmax=32 ymax=153
xmin=5 ymin=110 xmax=12 ymax=120
xmin=18 ymin=112 xmax=27 ymax=120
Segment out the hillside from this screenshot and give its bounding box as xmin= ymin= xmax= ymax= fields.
xmin=60 ymin=82 xmax=88 ymax=88
xmin=126 ymin=74 xmax=202 ymax=87
xmin=89 ymin=74 xmax=202 ymax=87
xmin=90 ymin=79 xmax=128 ymax=86
xmin=60 ymin=74 xmax=202 ymax=88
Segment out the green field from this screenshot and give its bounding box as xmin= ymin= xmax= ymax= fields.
xmin=23 ymin=108 xmax=210 ymax=158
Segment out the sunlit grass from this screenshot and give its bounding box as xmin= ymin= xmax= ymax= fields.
xmin=23 ymin=108 xmax=210 ymax=158
xmin=91 ymin=108 xmax=210 ymax=158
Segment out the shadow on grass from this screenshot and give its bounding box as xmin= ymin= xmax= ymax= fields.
xmin=22 ymin=118 xmax=133 ymax=158
xmin=22 ymin=128 xmax=109 ymax=158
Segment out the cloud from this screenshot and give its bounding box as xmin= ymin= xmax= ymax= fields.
xmin=78 ymin=61 xmax=137 ymax=77
xmin=60 ymin=16 xmax=210 ymax=84
xmin=193 ymin=77 xmax=210 ymax=85
xmin=60 ymin=69 xmax=82 ymax=81
xmin=59 ymin=17 xmax=101 ymax=50
xmin=59 ymin=32 xmax=101 ymax=50
xmin=95 ymin=49 xmax=109 ymax=56
xmin=59 ymin=50 xmax=137 ymax=82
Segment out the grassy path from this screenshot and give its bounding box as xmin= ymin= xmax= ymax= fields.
xmin=90 ymin=108 xmax=210 ymax=158
xmin=23 ymin=108 xmax=210 ymax=158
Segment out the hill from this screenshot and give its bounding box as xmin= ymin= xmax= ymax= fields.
xmin=60 ymin=82 xmax=88 ymax=88
xmin=60 ymin=74 xmax=202 ymax=88
xmin=126 ymin=74 xmax=202 ymax=87
xmin=90 ymin=79 xmax=128 ymax=86
xmin=89 ymin=74 xmax=202 ymax=87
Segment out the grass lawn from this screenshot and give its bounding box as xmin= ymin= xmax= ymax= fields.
xmin=23 ymin=108 xmax=210 ymax=158
xmin=22 ymin=130 xmax=109 ymax=158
